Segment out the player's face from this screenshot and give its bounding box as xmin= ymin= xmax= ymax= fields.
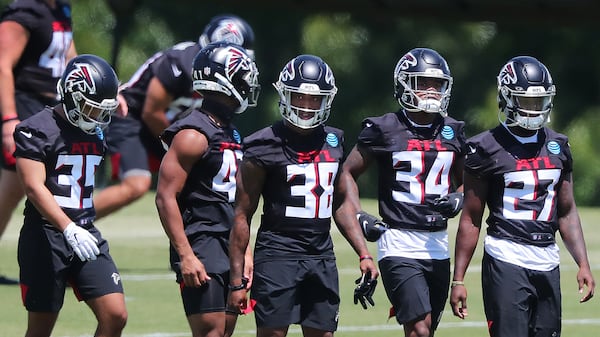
xmin=415 ymin=77 xmax=446 ymax=99
xmin=290 ymin=92 xmax=324 ymax=120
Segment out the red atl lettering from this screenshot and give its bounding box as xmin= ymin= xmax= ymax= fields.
xmin=219 ymin=142 xmax=241 ymax=152
xmin=298 ymin=150 xmax=335 ymax=163
xmin=71 ymin=142 xmax=101 ymax=155
xmin=406 ymin=139 xmax=448 ymax=151
xmin=515 ymin=156 xmax=556 ymax=170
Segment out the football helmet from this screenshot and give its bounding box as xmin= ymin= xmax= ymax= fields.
xmin=57 ymin=54 xmax=119 ymax=134
xmin=192 ymin=42 xmax=260 ymax=115
xmin=394 ymin=48 xmax=453 ymax=116
xmin=497 ymin=56 xmax=556 ymax=130
xmin=198 ymin=14 xmax=255 ymax=60
xmin=274 ymin=54 xmax=338 ymax=129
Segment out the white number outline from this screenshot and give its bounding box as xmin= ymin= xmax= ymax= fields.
xmin=212 ymin=148 xmax=242 ymax=202
xmin=54 ymin=154 xmax=102 ymax=209
xmin=503 ymin=169 xmax=561 ymax=221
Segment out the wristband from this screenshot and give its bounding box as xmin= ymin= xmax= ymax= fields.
xmin=359 ymin=255 xmax=373 ymax=262
xmin=228 ymin=277 xmax=249 ymax=291
xmin=2 ymin=114 xmax=18 ymax=122
xmin=451 ymin=280 xmax=465 ymax=287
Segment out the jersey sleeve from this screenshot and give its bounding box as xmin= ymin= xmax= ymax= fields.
xmin=14 ymin=123 xmax=50 ymax=162
xmin=357 ymin=117 xmax=386 ymax=151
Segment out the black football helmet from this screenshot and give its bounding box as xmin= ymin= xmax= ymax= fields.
xmin=393 ymin=48 xmax=453 ymax=116
xmin=198 ymin=14 xmax=255 ymax=60
xmin=57 ymin=54 xmax=119 ymax=134
xmin=497 ymin=56 xmax=556 ymax=130
xmin=274 ymin=54 xmax=338 ymax=129
xmin=192 ymin=42 xmax=260 ymax=115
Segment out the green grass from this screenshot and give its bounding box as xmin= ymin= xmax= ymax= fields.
xmin=1 ymin=194 xmax=599 ymax=336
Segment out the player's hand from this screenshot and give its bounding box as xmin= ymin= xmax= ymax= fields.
xmin=357 ymin=211 xmax=388 ymax=242
xmin=432 ymin=192 xmax=464 ymax=218
xmin=179 ymin=255 xmax=211 ymax=288
xmin=63 ymin=222 xmax=100 ymax=261
xmin=449 ymin=282 xmax=469 ymax=319
xmin=354 ymin=270 xmax=377 ymax=309
xmin=577 ymin=267 xmax=595 ymax=303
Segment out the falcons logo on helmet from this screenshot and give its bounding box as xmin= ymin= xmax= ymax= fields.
xmin=396 ymin=52 xmax=417 ymax=71
xmin=225 ymin=47 xmax=251 ymax=79
xmin=498 ymin=62 xmax=517 ymax=85
xmin=210 ymin=20 xmax=244 ymax=46
xmin=279 ymin=61 xmax=296 ymax=82
xmin=65 ymin=63 xmax=96 ymax=94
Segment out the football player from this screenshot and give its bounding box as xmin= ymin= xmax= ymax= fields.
xmin=337 ymin=47 xmax=466 ymax=337
xmin=155 ymin=42 xmax=259 ymax=337
xmin=228 ymin=54 xmax=378 ymax=337
xmin=15 ymin=54 xmax=126 ymax=337
xmin=95 ymin=14 xmax=255 ymax=219
xmin=450 ymin=55 xmax=595 ymax=337
xmin=0 ymin=0 xmax=78 ymax=284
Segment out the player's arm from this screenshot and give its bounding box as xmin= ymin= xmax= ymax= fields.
xmin=450 ymin=170 xmax=486 ymax=319
xmin=228 ymin=158 xmax=264 ymax=313
xmin=334 ymin=145 xmax=378 ymax=274
xmin=141 ymin=77 xmax=174 ymax=138
xmin=155 ymin=128 xmax=208 ymax=287
xmin=556 ymin=174 xmax=595 ymax=303
xmin=16 ymin=157 xmax=72 ymax=230
xmin=0 ymin=21 xmax=29 ymax=154
xmin=65 ymin=38 xmax=77 ymax=62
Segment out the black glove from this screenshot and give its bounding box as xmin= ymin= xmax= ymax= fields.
xmin=431 ymin=192 xmax=464 ymax=218
xmin=357 ymin=211 xmax=388 ymax=242
xmin=354 ymin=270 xmax=377 ymax=309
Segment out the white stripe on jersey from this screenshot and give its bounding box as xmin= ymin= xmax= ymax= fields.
xmin=484 ymin=235 xmax=560 ymax=271
xmin=378 ymin=228 xmax=449 ymax=260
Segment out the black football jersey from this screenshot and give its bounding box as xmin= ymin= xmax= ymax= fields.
xmin=465 ymin=125 xmax=572 ymax=246
xmin=358 ymin=111 xmax=466 ymax=231
xmin=161 ymin=110 xmax=243 ymax=234
xmin=119 ymin=42 xmax=202 ymax=122
xmin=14 ymin=107 xmax=106 ymax=225
xmin=244 ymin=121 xmax=344 ymax=260
xmin=1 ymin=0 xmax=73 ymax=96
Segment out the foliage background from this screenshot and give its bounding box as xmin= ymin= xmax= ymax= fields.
xmin=2 ymin=0 xmax=599 ymax=205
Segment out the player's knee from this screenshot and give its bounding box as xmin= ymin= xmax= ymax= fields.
xmin=122 ymin=175 xmax=152 ymax=199
xmin=102 ymin=309 xmax=127 ymax=335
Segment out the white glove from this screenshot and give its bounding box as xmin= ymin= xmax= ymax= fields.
xmin=63 ymin=222 xmax=100 ymax=261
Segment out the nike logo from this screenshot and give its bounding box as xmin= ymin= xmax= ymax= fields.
xmin=468 ymin=145 xmax=476 ymax=154
xmin=365 ymin=122 xmax=373 ymax=128
xmin=19 ymin=130 xmax=32 ymax=138
xmin=454 ymin=198 xmax=460 ymax=211
xmin=171 ymin=63 xmax=182 ymax=77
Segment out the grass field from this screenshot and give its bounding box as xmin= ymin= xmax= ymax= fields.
xmin=1 ymin=193 xmax=599 ymax=337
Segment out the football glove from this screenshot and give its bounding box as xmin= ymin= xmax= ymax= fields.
xmin=63 ymin=222 xmax=100 ymax=261
xmin=357 ymin=211 xmax=388 ymax=242
xmin=431 ymin=192 xmax=464 ymax=218
xmin=354 ymin=270 xmax=377 ymax=309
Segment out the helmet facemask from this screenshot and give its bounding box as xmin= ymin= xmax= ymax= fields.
xmin=274 ymin=82 xmax=336 ymax=129
xmin=498 ymin=85 xmax=555 ymax=130
xmin=395 ymin=71 xmax=452 ymax=116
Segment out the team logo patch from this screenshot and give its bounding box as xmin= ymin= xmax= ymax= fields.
xmin=547 ymin=141 xmax=561 ymax=154
xmin=441 ymin=125 xmax=455 ymax=140
xmin=111 ymin=272 xmax=121 ymax=285
xmin=326 ymin=133 xmax=339 ymax=147
xmin=96 ymin=128 xmax=104 ymax=140
xmin=395 ymin=52 xmax=417 ymax=72
xmin=233 ymin=129 xmax=241 ymax=143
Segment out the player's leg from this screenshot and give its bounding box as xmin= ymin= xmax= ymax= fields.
xmin=86 ymin=293 xmax=127 ymax=337
xmin=380 ymin=256 xmax=443 ymax=337
xmin=298 ymin=258 xmax=339 ymax=337
xmin=24 ymin=312 xmax=60 ymax=337
xmin=76 ymin=227 xmax=127 ymax=337
xmin=482 ymin=252 xmax=533 ymax=337
xmin=181 ymin=274 xmax=229 ymax=337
